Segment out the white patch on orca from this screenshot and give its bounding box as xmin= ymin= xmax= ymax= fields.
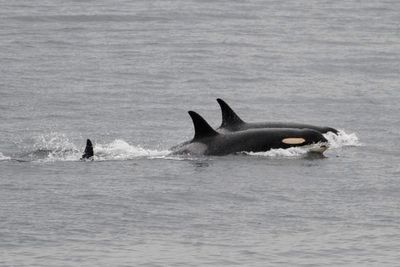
xmin=281 ymin=138 xmax=306 ymax=145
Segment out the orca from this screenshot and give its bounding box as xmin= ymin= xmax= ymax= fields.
xmin=216 ymin=98 xmax=338 ymax=134
xmin=81 ymin=139 xmax=94 ymax=160
xmin=171 ymin=111 xmax=328 ymax=156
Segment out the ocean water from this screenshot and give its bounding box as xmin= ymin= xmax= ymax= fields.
xmin=1 ymin=0 xmax=399 ymax=266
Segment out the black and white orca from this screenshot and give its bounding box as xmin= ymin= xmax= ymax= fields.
xmin=171 ymin=111 xmax=328 ymax=156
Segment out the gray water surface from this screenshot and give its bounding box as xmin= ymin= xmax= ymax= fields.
xmin=1 ymin=0 xmax=400 ymax=266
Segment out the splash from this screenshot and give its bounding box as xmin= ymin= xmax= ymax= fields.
xmin=27 ymin=133 xmax=170 ymax=162
xmin=93 ymin=139 xmax=170 ymax=161
xmin=323 ymin=130 xmax=361 ymax=149
xmin=16 ymin=133 xmax=170 ymax=162
xmin=31 ymin=132 xmax=79 ymax=162
xmin=0 ymin=152 xmax=11 ymax=161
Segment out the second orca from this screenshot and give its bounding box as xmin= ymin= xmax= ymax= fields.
xmin=216 ymin=98 xmax=338 ymax=134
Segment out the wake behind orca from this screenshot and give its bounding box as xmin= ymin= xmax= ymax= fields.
xmin=171 ymin=111 xmax=328 ymax=156
xmin=80 ymin=99 xmax=338 ymax=159
xmin=216 ymin=98 xmax=338 ymax=134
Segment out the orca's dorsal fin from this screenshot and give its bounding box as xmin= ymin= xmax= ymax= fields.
xmin=217 ymin=98 xmax=244 ymax=128
xmin=188 ymin=111 xmax=219 ymax=140
xmin=81 ymin=139 xmax=94 ymax=159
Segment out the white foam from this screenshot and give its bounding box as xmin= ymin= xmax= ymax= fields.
xmin=33 ymin=132 xmax=78 ymax=152
xmin=30 ymin=133 xmax=170 ymax=162
xmin=0 ymin=152 xmax=11 ymax=161
xmin=31 ymin=133 xmax=79 ymax=162
xmin=323 ymin=130 xmax=361 ymax=149
xmin=93 ymin=139 xmax=170 ymax=161
xmin=246 ymin=145 xmax=319 ymax=158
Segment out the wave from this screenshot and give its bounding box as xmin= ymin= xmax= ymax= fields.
xmin=0 ymin=152 xmax=11 ymax=161
xmin=1 ymin=130 xmax=359 ymax=162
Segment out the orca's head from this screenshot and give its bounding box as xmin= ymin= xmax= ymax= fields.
xmin=302 ymin=130 xmax=329 ymax=153
xmin=308 ymin=129 xmax=328 ymax=144
xmin=285 ymin=129 xmax=328 ymax=145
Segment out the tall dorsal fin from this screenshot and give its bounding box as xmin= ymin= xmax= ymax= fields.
xmin=188 ymin=111 xmax=219 ymax=140
xmin=217 ymin=98 xmax=244 ymax=127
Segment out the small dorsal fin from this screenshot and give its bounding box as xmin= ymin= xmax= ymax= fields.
xmin=188 ymin=111 xmax=219 ymax=140
xmin=217 ymin=98 xmax=244 ymax=128
xmin=81 ymin=139 xmax=94 ymax=159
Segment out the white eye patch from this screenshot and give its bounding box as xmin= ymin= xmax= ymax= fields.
xmin=281 ymin=138 xmax=306 ymax=145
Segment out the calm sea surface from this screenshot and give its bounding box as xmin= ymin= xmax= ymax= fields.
xmin=1 ymin=0 xmax=400 ymax=266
